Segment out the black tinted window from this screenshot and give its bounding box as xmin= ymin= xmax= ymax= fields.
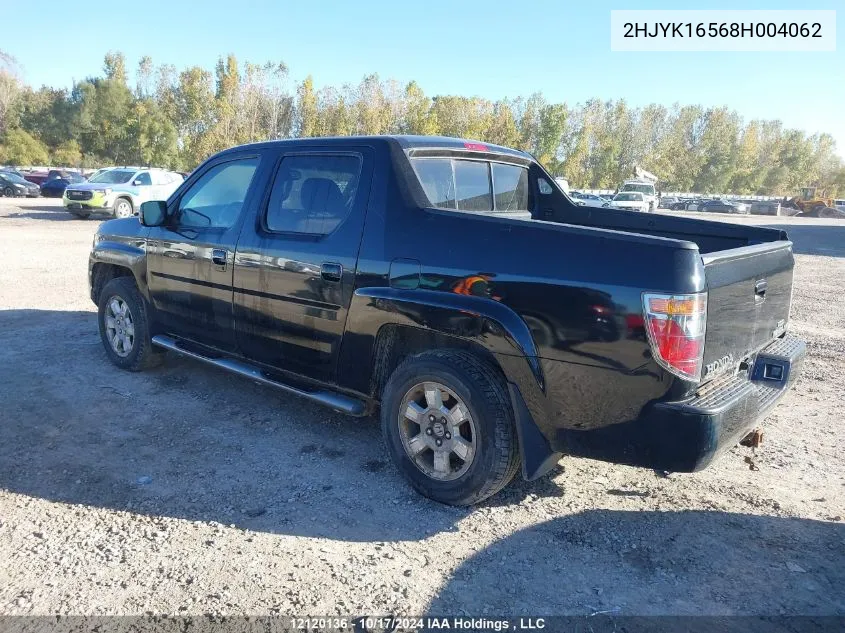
xmin=413 ymin=157 xmax=531 ymax=214
xmin=454 ymin=160 xmax=492 ymax=212
xmin=492 ymin=163 xmax=528 ymax=211
xmin=135 ymin=172 xmax=152 ymax=186
xmin=266 ymin=155 xmax=361 ymax=235
xmin=411 ymin=158 xmax=455 ymax=209
xmin=177 ymin=157 xmax=259 ymax=228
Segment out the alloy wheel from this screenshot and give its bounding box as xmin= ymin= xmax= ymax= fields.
xmin=397 ymin=381 xmax=477 ymax=481
xmin=104 ymin=296 xmax=135 ymax=357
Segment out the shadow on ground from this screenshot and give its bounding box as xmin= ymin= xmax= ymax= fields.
xmin=4 ymin=209 xmax=93 ymax=221
xmin=427 ymin=509 xmax=845 ymax=616
xmin=0 ymin=309 xmax=482 ymax=542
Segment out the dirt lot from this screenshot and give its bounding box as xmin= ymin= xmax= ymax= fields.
xmin=0 ymin=198 xmax=843 ymax=617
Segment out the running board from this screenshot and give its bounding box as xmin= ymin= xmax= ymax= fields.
xmin=151 ymin=335 xmax=368 ymax=416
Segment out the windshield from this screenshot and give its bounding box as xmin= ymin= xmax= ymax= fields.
xmin=614 ymin=193 xmax=642 ymax=201
xmin=2 ymin=173 xmax=29 ymax=185
xmin=621 ymin=183 xmax=654 ymax=195
xmin=88 ymin=169 xmax=136 ymax=184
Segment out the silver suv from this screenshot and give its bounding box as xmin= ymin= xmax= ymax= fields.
xmin=64 ymin=167 xmax=184 ymax=218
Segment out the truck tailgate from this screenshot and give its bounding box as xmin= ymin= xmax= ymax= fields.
xmin=701 ymin=241 xmax=793 ymax=381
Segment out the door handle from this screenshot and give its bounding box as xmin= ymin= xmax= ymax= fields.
xmin=754 ymin=279 xmax=767 ymax=303
xmin=211 ymin=248 xmax=228 ymax=267
xmin=321 ymin=262 xmax=343 ymax=283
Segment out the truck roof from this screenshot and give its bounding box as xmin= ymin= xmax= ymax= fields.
xmin=219 ymin=135 xmax=533 ymax=161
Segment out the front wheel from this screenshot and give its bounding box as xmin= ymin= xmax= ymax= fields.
xmin=114 ymin=198 xmax=134 ymax=218
xmin=380 ymin=350 xmax=520 ymax=505
xmin=3 ymin=187 xmax=14 ymax=197
xmin=98 ymin=277 xmax=164 ymax=371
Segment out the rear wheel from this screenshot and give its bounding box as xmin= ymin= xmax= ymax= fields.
xmin=114 ymin=198 xmax=134 ymax=218
xmin=380 ymin=350 xmax=520 ymax=505
xmin=98 ymin=277 xmax=164 ymax=371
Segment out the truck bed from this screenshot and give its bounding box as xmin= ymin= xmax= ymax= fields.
xmin=557 ymin=204 xmax=787 ymax=253
xmin=553 ymin=204 xmax=793 ymax=380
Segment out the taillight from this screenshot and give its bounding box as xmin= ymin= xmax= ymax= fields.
xmin=643 ymin=292 xmax=707 ymax=381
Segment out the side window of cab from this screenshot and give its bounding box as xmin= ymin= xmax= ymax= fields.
xmin=134 ymin=172 xmax=152 ymax=186
xmin=175 ymin=157 xmax=260 ymax=229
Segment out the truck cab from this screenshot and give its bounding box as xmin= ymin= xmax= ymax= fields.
xmin=620 ymin=179 xmax=658 ymax=212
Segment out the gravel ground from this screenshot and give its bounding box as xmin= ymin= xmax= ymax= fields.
xmin=0 ymin=198 xmax=843 ymax=617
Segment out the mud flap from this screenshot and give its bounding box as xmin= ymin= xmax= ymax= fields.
xmin=508 ymin=383 xmax=562 ymax=480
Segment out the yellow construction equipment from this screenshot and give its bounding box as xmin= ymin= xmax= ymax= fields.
xmin=782 ymin=187 xmax=834 ymax=213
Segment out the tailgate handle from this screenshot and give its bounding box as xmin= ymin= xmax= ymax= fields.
xmin=321 ymin=262 xmax=343 ymax=283
xmin=754 ymin=279 xmax=768 ymax=302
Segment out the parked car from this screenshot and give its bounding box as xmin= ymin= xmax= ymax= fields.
xmin=23 ymin=171 xmax=49 ymax=186
xmin=47 ymin=169 xmax=79 ymax=181
xmin=89 ymin=135 xmax=804 ymax=505
xmin=671 ymin=198 xmax=706 ymax=211
xmin=40 ymin=171 xmax=87 ymax=197
xmin=659 ymin=196 xmax=679 ymax=208
xmin=0 ymin=172 xmax=41 ymax=197
xmin=698 ymin=199 xmax=749 ymax=214
xmin=64 ymin=167 xmax=183 ymax=218
xmin=1 ymin=167 xmax=26 ymax=179
xmin=570 ymin=192 xmax=607 ymax=207
xmin=609 ymin=191 xmax=650 ymax=212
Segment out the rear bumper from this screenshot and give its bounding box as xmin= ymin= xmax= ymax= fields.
xmin=551 ymin=335 xmax=806 ymax=472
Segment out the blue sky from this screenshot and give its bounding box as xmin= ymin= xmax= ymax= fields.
xmin=4 ymin=0 xmax=842 ymax=154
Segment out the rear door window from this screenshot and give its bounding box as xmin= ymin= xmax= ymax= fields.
xmin=265 ymin=154 xmax=362 ymax=235
xmin=411 ymin=157 xmax=528 ymax=213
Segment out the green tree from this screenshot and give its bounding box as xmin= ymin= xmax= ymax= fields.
xmin=129 ymin=99 xmax=179 ymax=167
xmin=693 ymin=107 xmax=740 ymax=192
xmin=403 ymin=81 xmax=437 ymax=135
xmin=174 ymin=66 xmax=215 ymax=166
xmin=51 ymin=139 xmax=82 ymax=166
xmin=297 ymin=76 xmax=318 ymax=137
xmin=0 ymin=128 xmax=49 ymax=165
xmin=534 ymin=103 xmax=569 ymax=171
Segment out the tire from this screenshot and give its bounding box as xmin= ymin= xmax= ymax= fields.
xmin=380 ymin=349 xmax=520 ymax=505
xmin=97 ymin=277 xmax=164 ymax=371
xmin=3 ymin=187 xmax=14 ymax=197
xmin=114 ymin=197 xmax=134 ymax=218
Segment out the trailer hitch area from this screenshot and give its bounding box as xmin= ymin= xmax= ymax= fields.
xmin=740 ymin=428 xmax=764 ymax=448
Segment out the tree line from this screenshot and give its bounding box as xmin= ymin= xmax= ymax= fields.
xmin=1 ymin=50 xmax=843 ymax=195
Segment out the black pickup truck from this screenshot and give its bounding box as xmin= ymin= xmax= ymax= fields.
xmin=88 ymin=135 xmax=805 ymax=505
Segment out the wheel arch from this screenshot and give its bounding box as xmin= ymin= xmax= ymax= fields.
xmin=90 ymin=241 xmax=149 ymax=304
xmin=340 ymin=288 xmax=560 ymax=481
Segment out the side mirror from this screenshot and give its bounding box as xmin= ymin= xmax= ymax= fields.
xmin=133 ymin=179 xmax=143 ymax=186
xmin=140 ymin=200 xmax=168 ymax=226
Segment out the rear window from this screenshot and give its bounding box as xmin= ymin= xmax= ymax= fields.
xmin=411 ymin=157 xmax=528 ymax=213
xmin=621 ymin=183 xmax=654 ymax=195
